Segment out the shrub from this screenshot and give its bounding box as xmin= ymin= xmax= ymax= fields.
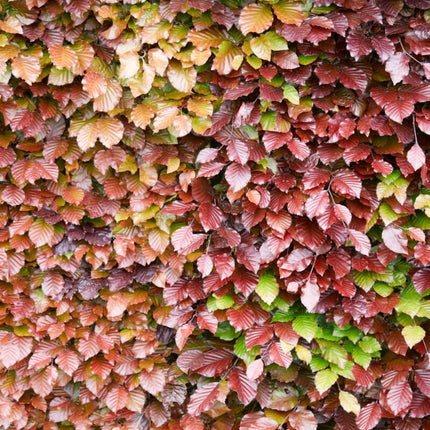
xmin=0 ymin=0 xmax=430 ymax=428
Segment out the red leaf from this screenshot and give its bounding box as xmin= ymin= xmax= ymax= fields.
xmin=332 ymin=169 xmax=362 ymax=198
xmin=225 ymin=162 xmax=251 ymax=192
xmin=187 ymin=382 xmax=219 ymax=416
xmin=227 ymin=139 xmax=250 ymax=165
xmin=269 ymin=342 xmax=293 ymax=368
xmin=245 ymin=326 xmax=273 ymax=349
xmin=371 ymin=159 xmax=393 ymax=176
xmin=410 ymin=392 xmax=430 ymax=418
xmin=0 ymin=333 xmax=33 ymax=367
xmin=227 ymin=305 xmax=256 ymax=330
xmin=199 ymin=202 xmax=223 ymax=232
xmin=372 ymin=35 xmax=395 ymax=62
xmin=42 ymin=271 xmax=65 ymax=299
xmin=302 ymin=168 xmax=331 ymax=190
xmin=386 ymin=52 xmax=409 ymax=85
xmin=407 ymin=143 xmax=426 ymax=171
xmin=305 ymin=190 xmax=330 ymax=219
xmin=232 ymin=268 xmax=259 ymax=297
xmin=197 ymin=254 xmax=213 ymax=277
xmin=104 ymin=385 xmax=128 ymax=413
xmin=287 ymin=138 xmax=310 ymax=160
xmin=247 ymin=359 xmax=264 ymax=381
xmin=236 ymin=244 xmax=261 ymax=273
xmin=175 ymin=324 xmax=194 ymax=350
xmin=196 ymin=148 xmax=219 ymax=164
xmin=197 ymin=311 xmax=218 ymax=334
xmin=382 ymin=224 xmax=408 ymax=255
xmin=228 ymin=367 xmax=258 ymax=404
xmin=415 ymin=370 xmax=430 ymax=397
xmin=348 ymin=229 xmax=371 ymax=256
xmin=413 ymin=269 xmax=430 ymax=295
xmin=56 ymin=349 xmax=81 ymax=376
xmin=194 ymin=349 xmax=234 ymax=377
xmin=139 ymin=367 xmax=166 ymax=396
xmin=214 ymin=253 xmax=235 ymax=280
xmin=352 ymin=365 xmax=375 ymax=387
xmin=240 ymin=412 xmax=277 ymax=430
xmin=356 ymin=403 xmax=381 ymax=430
xmin=386 ymin=382 xmax=412 ymax=415
xmin=171 ymin=226 xmax=194 ymax=252
xmin=301 ymin=278 xmax=320 ymax=312
xmin=289 ymin=409 xmax=317 ymax=430
xmin=384 ymin=99 xmax=415 ymax=123
xmin=263 ymin=131 xmax=291 ymax=152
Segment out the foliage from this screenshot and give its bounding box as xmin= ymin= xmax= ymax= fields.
xmin=0 ymin=0 xmax=430 ymax=428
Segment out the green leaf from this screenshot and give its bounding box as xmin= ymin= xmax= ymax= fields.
xmin=402 ymin=325 xmax=425 ymax=348
xmin=234 ymin=335 xmax=260 ymax=365
xmin=322 ymin=344 xmax=348 ymax=369
xmin=353 ymin=270 xmax=376 ymax=292
xmin=331 ymin=361 xmax=354 ymax=379
xmin=272 ymin=310 xmax=295 ymax=322
xmin=310 ymin=355 xmax=329 ymax=372
xmin=358 ymin=336 xmax=381 ymax=354
xmin=298 ymin=54 xmax=318 ymax=65
xmin=352 ymin=346 xmax=372 ymax=369
xmin=256 ymin=271 xmax=279 ymax=305
xmin=373 ymin=282 xmax=393 ymax=297
xmin=379 ymin=202 xmax=402 ymax=225
xmin=246 ymin=55 xmax=262 ymax=69
xmin=207 ymin=294 xmax=234 ymax=311
xmin=264 ymin=31 xmax=288 ymax=51
xmin=215 ymin=321 xmax=239 ymax=341
xmin=315 ymin=368 xmax=338 ymax=394
xmin=292 ymin=314 xmax=317 ymax=342
xmin=283 ymin=84 xmax=299 ymax=104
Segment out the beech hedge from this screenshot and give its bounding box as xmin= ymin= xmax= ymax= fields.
xmin=1 ymin=0 xmax=430 ymax=428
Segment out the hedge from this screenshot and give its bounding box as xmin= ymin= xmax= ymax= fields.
xmin=1 ymin=0 xmax=430 ymax=428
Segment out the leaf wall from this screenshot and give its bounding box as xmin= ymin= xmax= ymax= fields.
xmin=0 ymin=0 xmax=430 ymax=429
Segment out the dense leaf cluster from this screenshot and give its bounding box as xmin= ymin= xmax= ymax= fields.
xmin=1 ymin=0 xmax=430 ymax=428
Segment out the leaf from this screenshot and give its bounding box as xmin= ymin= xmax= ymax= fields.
xmin=385 ymin=52 xmax=409 ymax=85
xmin=300 ymin=279 xmax=320 ymax=312
xmin=402 ymin=325 xmax=425 ymax=348
xmin=167 ymin=60 xmax=196 ymax=93
xmin=77 ymin=122 xmax=99 ymax=151
xmin=305 ymin=190 xmax=330 ymax=219
xmin=197 ymin=254 xmax=213 ymax=277
xmin=386 ymin=381 xmax=412 ymax=415
xmin=199 ymin=202 xmax=223 ymax=232
xmin=131 ymin=104 xmax=155 ymax=129
xmin=49 ymin=45 xmax=78 ymax=69
xmin=29 ymin=219 xmax=55 ymax=247
xmin=148 ymin=228 xmax=169 ymax=254
xmin=348 ymin=229 xmax=371 ymax=256
xmin=292 ymin=314 xmax=317 ymax=342
xmin=356 ymin=403 xmax=381 ymax=430
xmin=225 ymin=162 xmax=251 ymax=192
xmin=104 ymin=385 xmax=128 ymax=413
xmin=187 ymin=382 xmax=220 ymax=416
xmin=239 ymin=3 xmax=273 ymax=35
xmin=247 ymin=359 xmax=264 ymax=381
xmin=382 ymin=224 xmax=408 ymax=255
xmin=250 ymin=35 xmax=272 ymax=61
xmin=255 ymin=272 xmax=279 ymax=305
xmin=287 ymin=139 xmax=310 ymax=160
xmin=273 ymin=1 xmax=304 ymax=25
xmin=228 ymin=367 xmax=258 ymax=404
xmin=42 ymin=272 xmax=64 ymax=299
xmin=288 ymin=409 xmax=317 ymax=430
xmin=407 ymin=143 xmax=426 ymax=171
xmin=97 ymin=117 xmax=124 ymax=149
xmin=270 ymin=341 xmax=293 ymax=368
xmin=416 ymin=370 xmax=430 ymax=397
xmin=214 ymin=254 xmax=235 ymax=280
xmin=93 ymin=78 xmax=122 ymax=112
xmin=384 ymin=98 xmax=415 ymax=123
xmin=55 ymin=349 xmax=81 ymax=376
xmin=332 ymin=169 xmax=362 ymax=198
xmin=12 ymin=55 xmax=41 ymax=84
xmin=412 ymin=269 xmax=430 ymax=295
xmin=171 ymin=226 xmax=194 ymax=252
xmin=139 ymin=367 xmax=166 ymax=396
xmin=0 ymin=333 xmax=33 ymax=367
xmin=315 ymin=369 xmax=338 ymax=394
xmin=339 ymin=391 xmax=360 ymax=416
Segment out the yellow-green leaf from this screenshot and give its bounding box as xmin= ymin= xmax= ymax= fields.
xmin=339 ymin=390 xmax=360 ymax=415
xmin=256 ymin=272 xmax=279 ymax=305
xmin=250 ymin=35 xmax=272 ymax=61
xmin=402 ymin=325 xmax=426 ymax=348
xmin=315 ymin=369 xmax=338 ymax=394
